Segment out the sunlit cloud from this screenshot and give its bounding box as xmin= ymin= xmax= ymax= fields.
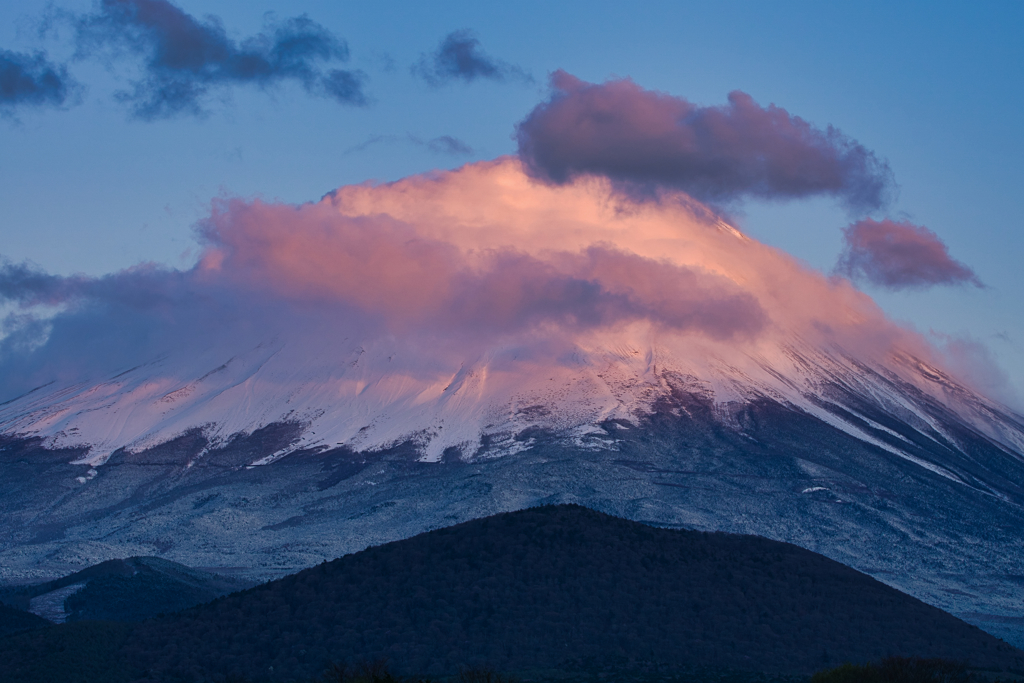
xmin=836 ymin=218 xmax=982 ymax=290
xmin=0 ymin=158 xmax=928 ymax=398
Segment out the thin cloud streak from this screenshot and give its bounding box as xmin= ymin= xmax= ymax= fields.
xmin=516 ymin=71 xmax=895 ymax=212
xmin=342 ymin=133 xmax=474 ymax=157
xmin=427 ymin=135 xmax=473 ymax=156
xmin=836 ymin=218 xmax=982 ymax=290
xmin=73 ymin=0 xmax=366 ymax=119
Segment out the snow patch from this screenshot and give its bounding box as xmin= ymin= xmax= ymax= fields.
xmin=28 ymin=583 xmax=86 ymax=623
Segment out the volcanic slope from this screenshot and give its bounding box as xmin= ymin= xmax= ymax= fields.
xmin=3 ymin=355 xmax=1024 ymax=647
xmin=2 ymin=505 xmax=1019 ymax=683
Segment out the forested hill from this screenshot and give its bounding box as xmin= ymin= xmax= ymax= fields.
xmin=0 ymin=556 xmax=253 ymax=624
xmin=2 ymin=505 xmax=1021 ymax=682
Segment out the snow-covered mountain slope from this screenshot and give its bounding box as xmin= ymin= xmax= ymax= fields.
xmin=2 ymin=158 xmax=1023 ymax=646
xmin=2 ymin=327 xmax=1023 ymax=483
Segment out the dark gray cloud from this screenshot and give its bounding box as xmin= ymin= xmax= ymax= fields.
xmin=0 ymin=259 xmax=73 ymax=304
xmin=412 ymin=29 xmax=528 ymax=87
xmin=516 ymin=71 xmax=895 ymax=212
xmin=74 ymin=0 xmax=366 ymax=119
xmin=0 ymin=257 xmax=193 ymax=310
xmin=836 ymin=218 xmax=982 ymax=290
xmin=0 ymin=48 xmax=75 ymax=111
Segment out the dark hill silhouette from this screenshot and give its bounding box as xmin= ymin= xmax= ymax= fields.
xmin=0 ymin=603 xmax=50 ymax=637
xmin=0 ymin=505 xmax=1020 ymax=683
xmin=129 ymin=505 xmax=1024 ymax=679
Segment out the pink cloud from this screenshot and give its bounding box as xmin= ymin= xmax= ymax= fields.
xmin=836 ymin=218 xmax=982 ymax=290
xmin=0 ymin=157 xmax=986 ymax=407
xmin=515 ymin=71 xmax=894 ymax=212
xmin=196 ymin=196 xmax=765 ymax=339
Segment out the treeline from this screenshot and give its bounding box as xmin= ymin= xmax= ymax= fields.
xmin=211 ymin=658 xmax=1024 ymax=683
xmin=812 ymin=656 xmax=1016 ymax=683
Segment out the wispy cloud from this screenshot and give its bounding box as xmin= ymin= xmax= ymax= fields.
xmin=516 ymin=71 xmax=895 ymax=212
xmin=836 ymin=218 xmax=982 ymax=290
xmin=426 ymin=134 xmax=473 ymax=156
xmin=73 ymin=0 xmax=366 ymax=119
xmin=412 ymin=30 xmax=529 ymax=87
xmin=342 ymin=133 xmax=474 ymax=157
xmin=0 ymin=48 xmax=76 ymax=113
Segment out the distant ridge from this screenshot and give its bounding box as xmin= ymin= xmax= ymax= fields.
xmin=3 ymin=504 xmax=1016 ymax=683
xmin=0 ymin=556 xmax=253 ymax=623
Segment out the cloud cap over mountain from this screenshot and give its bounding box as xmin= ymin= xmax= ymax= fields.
xmin=516 ymin=71 xmax=895 ymax=212
xmin=2 ymin=156 xmax=1016 ymax=467
xmin=0 ymin=157 xmax=929 ymax=403
xmin=836 ymin=218 xmax=982 ymax=290
xmin=199 ymin=199 xmax=766 ymax=339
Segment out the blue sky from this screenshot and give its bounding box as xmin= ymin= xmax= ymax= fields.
xmin=2 ymin=1 xmax=1022 ymax=402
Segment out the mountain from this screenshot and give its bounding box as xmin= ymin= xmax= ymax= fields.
xmin=2 ymin=334 xmax=1023 ymax=647
xmin=0 ymin=556 xmax=254 ymax=624
xmin=1 ymin=505 xmax=1020 ymax=683
xmin=1 ymin=159 xmax=1023 ymax=647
